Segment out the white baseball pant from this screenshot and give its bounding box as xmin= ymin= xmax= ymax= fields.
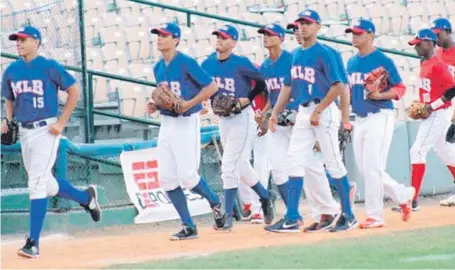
xmin=286 ymin=102 xmax=341 ymax=217
xmin=19 ymin=117 xmax=60 ymax=200
xmin=158 ymin=114 xmax=201 ymax=191
xmin=410 ymin=107 xmax=455 ymax=165
xmin=238 ymin=131 xmax=270 ymax=214
xmin=353 ymin=109 xmax=414 ymax=223
xmin=219 ymin=106 xmax=260 ymax=189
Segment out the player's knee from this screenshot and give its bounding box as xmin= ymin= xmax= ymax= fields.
xmin=46 ymin=176 xmax=59 ymax=197
xmin=160 ymin=177 xmax=180 ymax=192
xmin=181 ymin=172 xmax=200 ymax=190
xmin=324 ymin=163 xmax=347 ymax=179
xmin=409 ymin=146 xmax=426 ymax=164
xmin=271 ymin=170 xmax=288 ymax=185
xmin=28 ymin=179 xmax=48 ymax=200
xmin=222 ymin=175 xmax=239 ymax=189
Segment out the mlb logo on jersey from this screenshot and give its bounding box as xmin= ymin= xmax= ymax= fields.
xmin=10 ymin=80 xmax=44 ymax=98
xmin=348 ymin=72 xmax=369 ymax=85
xmin=213 ymin=77 xmax=236 ymax=92
xmin=265 ymin=77 xmax=285 ymax=91
xmin=291 ymin=66 xmax=316 ymax=83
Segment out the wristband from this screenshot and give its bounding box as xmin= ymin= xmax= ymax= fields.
xmin=430 ymin=98 xmax=445 ymax=110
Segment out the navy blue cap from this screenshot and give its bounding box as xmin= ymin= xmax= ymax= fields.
xmin=408 ymin=28 xmax=438 ymax=45
xmin=345 ymin=18 xmax=376 ymax=34
xmin=295 ymin=9 xmax=321 ymax=24
xmin=286 ymin=22 xmax=298 ymax=30
xmin=258 ymin=23 xmax=286 ymax=39
xmin=431 ymin=18 xmax=452 ymax=33
xmin=151 ymin=23 xmax=181 ymax=38
xmin=212 ymin=25 xmax=239 ymax=41
xmin=9 ymin=26 xmax=42 ymax=41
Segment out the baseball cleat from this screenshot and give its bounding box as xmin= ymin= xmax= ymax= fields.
xmin=17 ymin=237 xmax=39 ymax=259
xmin=392 ymin=199 xmax=420 ymax=213
xmin=261 ymin=191 xmax=277 ymax=225
xmin=359 ymin=218 xmax=385 ymax=229
xmin=400 ymin=202 xmax=412 ymax=222
xmin=264 ymin=218 xmax=300 ymax=233
xmin=440 ymin=193 xmax=455 ymax=207
xmin=212 ymin=203 xmax=226 ymax=228
xmin=169 ymin=225 xmax=199 ymax=241
xmin=250 ymin=213 xmax=264 ymax=224
xmin=303 ymin=222 xmax=319 ymax=233
xmin=315 ymin=214 xmax=336 ymax=231
xmin=81 ymin=185 xmax=101 ymax=222
xmin=329 ymin=213 xmax=358 ymax=232
xmin=214 ymin=215 xmax=233 ymax=232
xmin=241 ymin=204 xmax=253 ymax=221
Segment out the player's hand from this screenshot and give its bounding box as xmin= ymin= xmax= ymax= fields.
xmin=254 ymin=112 xmax=264 ymax=125
xmin=1 ymin=119 xmax=9 ymax=134
xmin=49 ymin=122 xmax=64 ymax=136
xmin=268 ymin=112 xmax=278 ymax=132
xmin=176 ymin=101 xmax=192 ymax=114
xmin=310 ymin=109 xmax=321 ymax=126
xmin=367 ymin=91 xmax=383 ymax=100
xmin=238 ymin=97 xmax=250 ymax=108
xmin=146 ymin=101 xmax=158 ymax=114
xmin=342 ymin=121 xmax=352 ymax=133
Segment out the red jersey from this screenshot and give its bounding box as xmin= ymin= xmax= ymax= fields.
xmin=436 ymin=46 xmax=455 ymax=78
xmin=419 ymin=56 xmax=455 ymax=110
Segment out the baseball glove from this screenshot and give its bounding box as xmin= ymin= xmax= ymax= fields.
xmin=407 ymin=100 xmax=431 ymax=120
xmin=212 ymin=94 xmax=242 ymax=117
xmin=364 ymin=66 xmax=389 ymax=96
xmin=1 ymin=119 xmax=19 ymax=145
xmin=151 ymin=83 xmax=184 ymax=113
xmin=277 ymin=110 xmax=298 ymax=126
xmin=446 ymin=123 xmax=455 ymax=143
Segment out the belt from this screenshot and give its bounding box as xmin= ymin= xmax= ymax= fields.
xmin=301 ymin=99 xmax=321 ymax=108
xmin=355 ymin=109 xmax=392 ymax=119
xmin=19 ymin=118 xmax=56 ymax=129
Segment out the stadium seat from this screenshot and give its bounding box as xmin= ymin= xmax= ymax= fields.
xmin=425 ymin=2 xmax=447 ymax=21
xmin=385 ymin=3 xmax=410 ymax=35
xmin=124 ymin=25 xmax=152 ymax=62
xmin=407 ymin=2 xmax=429 ymax=34
xmin=366 ymin=4 xmax=390 ymax=35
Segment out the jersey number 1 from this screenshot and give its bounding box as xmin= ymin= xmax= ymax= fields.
xmin=33 ymin=97 xmax=44 ymax=108
xmin=308 ymin=84 xmax=313 ymax=95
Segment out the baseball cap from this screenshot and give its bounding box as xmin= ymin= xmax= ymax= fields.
xmin=408 ymin=28 xmax=438 ymax=45
xmin=258 ymin=23 xmax=285 ymax=39
xmin=295 ymin=9 xmax=321 ymax=24
xmin=9 ymin=26 xmax=42 ymax=41
xmin=151 ymin=23 xmax=181 ymax=39
xmin=286 ymin=22 xmax=298 ymax=31
xmin=431 ymin=18 xmax=452 ymax=33
xmin=212 ymin=25 xmax=239 ymax=41
xmin=345 ymin=18 xmax=376 ymax=34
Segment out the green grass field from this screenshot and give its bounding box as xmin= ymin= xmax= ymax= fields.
xmin=109 ymin=225 xmax=455 ymax=269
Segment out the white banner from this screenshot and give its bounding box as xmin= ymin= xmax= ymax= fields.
xmin=119 ymin=148 xmax=212 ymax=224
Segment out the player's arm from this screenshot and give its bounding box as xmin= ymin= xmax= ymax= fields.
xmin=273 ymin=86 xmax=292 ymax=115
xmin=58 ymin=84 xmax=79 ymax=125
xmin=1 ymin=71 xmax=14 ymax=121
xmin=371 ymin=58 xmax=406 ymax=100
xmin=186 ymin=58 xmax=218 ymax=108
xmin=240 ymin=59 xmax=267 ymax=103
xmin=339 ymin=85 xmax=351 ymax=125
xmin=427 ymin=63 xmax=455 ymax=111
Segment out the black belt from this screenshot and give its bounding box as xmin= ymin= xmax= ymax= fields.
xmin=301 ymin=99 xmax=321 ymax=108
xmin=20 ymin=120 xmax=48 ymax=129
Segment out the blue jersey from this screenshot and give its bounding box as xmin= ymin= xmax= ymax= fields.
xmin=201 ymin=52 xmax=264 ymax=99
xmin=347 ymin=49 xmax=401 ymax=117
xmin=154 ymin=52 xmax=213 ymax=117
xmin=1 ymin=56 xmax=76 ymax=123
xmin=285 ymin=42 xmax=344 ymax=104
xmin=260 ymin=50 xmax=298 ymax=110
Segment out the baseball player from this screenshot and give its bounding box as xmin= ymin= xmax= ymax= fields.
xmin=286 ymin=22 xmax=357 ymax=232
xmin=147 ymin=23 xmax=225 ymax=241
xmin=201 ymin=24 xmax=276 ymax=231
xmin=239 ymin=91 xmax=271 ymax=224
xmin=345 ymin=19 xmax=416 ymax=228
xmin=265 ymin=10 xmax=357 ymax=233
xmin=432 ymin=18 xmax=455 ymax=207
xmin=1 ymin=26 xmax=101 ymax=258
xmin=401 ymin=28 xmax=455 ymax=212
